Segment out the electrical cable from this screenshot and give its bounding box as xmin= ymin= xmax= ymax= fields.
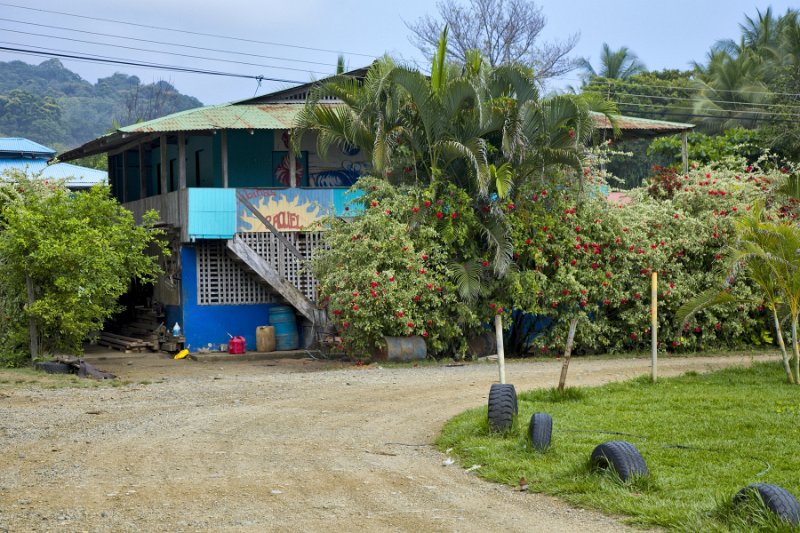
xmin=0 ymin=44 xmax=306 ymax=84
xmin=0 ymin=17 xmax=339 ymax=68
xmin=0 ymin=27 xmax=334 ymax=76
xmin=0 ymin=1 xmax=378 ymax=58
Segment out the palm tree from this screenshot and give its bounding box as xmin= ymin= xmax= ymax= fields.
xmin=578 ymin=43 xmax=646 ymax=82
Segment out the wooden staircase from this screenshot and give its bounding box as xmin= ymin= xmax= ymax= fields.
xmin=225 ymin=235 xmax=325 ymax=326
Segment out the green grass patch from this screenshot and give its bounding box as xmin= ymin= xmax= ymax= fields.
xmin=438 ymin=362 xmax=800 ymax=531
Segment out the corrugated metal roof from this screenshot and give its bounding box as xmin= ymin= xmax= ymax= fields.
xmin=0 ymin=138 xmax=56 ymax=156
xmin=591 ymin=112 xmax=694 ymax=134
xmin=0 ymin=159 xmax=107 ymax=188
xmin=119 ymin=103 xmax=303 ymax=133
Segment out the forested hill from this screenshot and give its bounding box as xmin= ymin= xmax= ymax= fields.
xmin=0 ymin=59 xmax=203 ymax=151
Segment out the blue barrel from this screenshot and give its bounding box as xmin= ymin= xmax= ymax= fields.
xmin=270 ymin=305 xmax=299 ymax=350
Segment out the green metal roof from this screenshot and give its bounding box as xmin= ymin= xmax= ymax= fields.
xmin=590 ymin=111 xmax=694 ymax=137
xmin=119 ymin=103 xmax=303 ymax=133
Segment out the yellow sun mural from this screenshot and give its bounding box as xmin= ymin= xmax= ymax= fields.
xmin=238 ymin=190 xmax=328 ymax=232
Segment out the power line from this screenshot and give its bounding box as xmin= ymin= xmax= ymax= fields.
xmin=614 ymin=99 xmax=800 ymax=119
xmin=584 ymin=88 xmax=793 ymax=110
xmin=0 ymin=44 xmax=306 ymax=84
xmin=0 ymin=27 xmax=334 ymax=76
xmin=0 ymin=1 xmax=378 ymax=59
xmin=0 ymin=16 xmax=338 ymax=68
xmin=583 ymin=76 xmax=800 ymax=99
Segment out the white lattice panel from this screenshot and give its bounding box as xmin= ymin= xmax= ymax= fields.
xmin=240 ymin=231 xmax=327 ymax=302
xmin=196 ymin=241 xmax=275 ymax=305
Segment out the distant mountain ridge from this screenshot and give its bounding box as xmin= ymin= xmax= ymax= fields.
xmin=0 ymin=59 xmax=203 ymax=151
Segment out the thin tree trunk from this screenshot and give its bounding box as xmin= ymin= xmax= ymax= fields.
xmin=557 ymin=317 xmax=579 ymax=391
xmin=793 ymin=316 xmax=800 ymax=385
xmin=773 ymin=307 xmax=794 ymax=384
xmin=26 ymin=274 xmax=38 ymax=362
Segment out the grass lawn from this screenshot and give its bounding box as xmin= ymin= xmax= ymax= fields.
xmin=438 ymin=361 xmax=800 ymax=531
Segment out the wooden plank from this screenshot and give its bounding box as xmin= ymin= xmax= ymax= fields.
xmin=221 ymin=130 xmax=229 ymax=188
xmin=226 ymin=236 xmax=319 ymax=322
xmin=178 ymin=132 xmax=187 ymax=190
xmin=236 ymin=193 xmax=305 ymax=261
xmin=159 ymin=135 xmax=168 ymax=195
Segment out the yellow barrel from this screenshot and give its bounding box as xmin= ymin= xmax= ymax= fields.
xmin=256 ymin=326 xmax=276 ymax=352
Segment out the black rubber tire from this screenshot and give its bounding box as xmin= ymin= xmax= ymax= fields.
xmin=590 ymin=440 xmax=648 ymax=481
xmin=529 ymin=413 xmax=552 ymax=451
xmin=487 ymin=383 xmax=517 ymax=432
xmin=734 ymin=483 xmax=800 ymax=526
xmin=33 ymin=361 xmax=74 ymax=374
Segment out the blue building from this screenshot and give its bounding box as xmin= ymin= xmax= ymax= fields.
xmin=0 ymin=137 xmax=107 ymax=189
xmin=59 ymin=75 xmax=370 ymax=351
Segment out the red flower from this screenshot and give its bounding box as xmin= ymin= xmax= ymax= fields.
xmin=421 ymin=254 xmax=428 ymax=261
xmin=407 ymin=322 xmax=414 ymax=328
xmin=371 ymin=201 xmax=377 ymax=207
xmin=352 ymin=304 xmax=359 ymax=310
xmin=389 ymin=276 xmax=395 ymax=282
xmin=371 ymin=281 xmax=379 ymax=288
xmin=419 ymin=268 xmax=426 ymax=274
xmin=630 ymin=332 xmax=638 ymax=340
xmin=370 ymin=290 xmax=378 ymax=298
xmin=694 ymin=326 xmax=701 ymax=333
xmin=436 ymin=211 xmax=444 ymax=219
xmin=671 ymin=341 xmax=678 ymax=348
xmin=496 ymin=307 xmax=504 ymax=314
xmin=412 ymin=207 xmax=420 ymax=213
xmin=345 ymin=206 xmax=350 ymax=211
xmin=591 ymin=263 xmax=598 ymax=269
xmin=575 ymin=226 xmax=581 ymax=232
xmin=568 ymin=130 xmax=575 ymax=138
xmin=451 ymin=212 xmax=458 ymax=219
xmin=482 ymin=260 xmax=489 ymax=267
xmin=542 ymin=225 xmax=549 ymax=232
xmin=342 ymin=321 xmax=349 ymax=328
xmin=633 ymin=293 xmax=641 ymax=300
xmin=424 ymin=200 xmax=431 ymax=207
xmin=385 ymin=210 xmax=392 ymax=215
xmin=603 ymin=299 xmax=610 ymax=306
xmin=427 ymin=283 xmax=434 ymax=290
xmin=396 ymin=311 xmax=405 ymax=317
xmin=605 ymin=272 xmax=612 ymax=278
xmin=570 ymin=259 xmax=577 ymax=266
xmin=507 ymin=203 xmax=515 ymax=210
xmin=525 ymin=238 xmax=532 ymax=245
xmin=562 ymin=289 xmax=570 ymax=295
xmin=488 ymin=303 xmax=497 ymax=309
xmin=422 ymin=331 xmax=428 ymax=337
xmin=580 ymin=301 xmax=586 ymax=308
xmin=413 ymin=295 xmax=421 ymax=302
xmin=352 ymin=291 xmax=359 ymax=297
xmin=333 ymin=309 xmax=342 ymax=315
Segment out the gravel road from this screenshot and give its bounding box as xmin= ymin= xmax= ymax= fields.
xmin=0 ymin=350 xmax=774 ymax=532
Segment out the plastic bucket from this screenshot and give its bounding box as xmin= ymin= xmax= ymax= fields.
xmin=270 ymin=305 xmax=299 ymax=351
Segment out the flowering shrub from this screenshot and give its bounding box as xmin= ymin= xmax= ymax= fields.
xmin=313 ymin=178 xmax=480 ymax=356
xmin=524 ymin=157 xmax=788 ymax=355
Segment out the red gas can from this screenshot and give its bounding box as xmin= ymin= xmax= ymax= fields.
xmin=228 ymin=336 xmax=246 ymax=354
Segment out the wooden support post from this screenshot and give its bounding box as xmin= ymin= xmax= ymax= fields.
xmin=495 ymin=314 xmax=505 ymax=384
xmin=651 ymin=271 xmax=658 ymax=383
xmin=159 ymin=135 xmax=168 ymax=195
xmin=221 ymin=130 xmax=229 ymax=188
xmin=138 ymin=144 xmax=146 ymax=199
xmin=178 ymin=132 xmax=187 ymax=190
xmin=121 ymin=150 xmax=128 ymax=203
xmin=681 ymin=131 xmax=688 ymax=176
xmin=26 ymin=275 xmax=38 ymax=361
xmin=289 ymin=141 xmax=297 ymax=188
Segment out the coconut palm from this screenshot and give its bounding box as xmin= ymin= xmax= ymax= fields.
xmin=577 ymin=43 xmax=646 ymax=82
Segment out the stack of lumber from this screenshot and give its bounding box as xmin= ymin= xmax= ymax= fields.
xmin=118 ymin=306 xmax=162 ymax=345
xmin=97 ymin=332 xmax=154 ymax=352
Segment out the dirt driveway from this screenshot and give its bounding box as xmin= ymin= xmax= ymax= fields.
xmin=0 ymin=350 xmax=775 ymax=532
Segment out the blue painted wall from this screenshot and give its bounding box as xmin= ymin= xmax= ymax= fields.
xmin=188 ymin=189 xmax=237 ymax=239
xmin=180 ymin=245 xmax=277 ymax=351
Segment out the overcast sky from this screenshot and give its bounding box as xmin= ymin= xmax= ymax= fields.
xmin=0 ymin=1 xmax=796 ymax=105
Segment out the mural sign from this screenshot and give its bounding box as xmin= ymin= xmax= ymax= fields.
xmin=237 ymin=188 xmax=332 ymax=232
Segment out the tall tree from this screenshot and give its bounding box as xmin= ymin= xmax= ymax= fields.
xmin=578 ymin=43 xmax=646 ymax=82
xmin=405 ymin=0 xmax=577 ymax=80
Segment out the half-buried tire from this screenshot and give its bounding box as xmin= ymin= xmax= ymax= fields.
xmin=529 ymin=413 xmax=552 ymax=451
xmin=487 ymin=383 xmax=517 ymax=432
xmin=34 ymin=361 xmax=74 ymax=374
xmin=590 ymin=440 xmax=648 ymax=481
xmin=734 ymin=483 xmax=800 ymax=526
